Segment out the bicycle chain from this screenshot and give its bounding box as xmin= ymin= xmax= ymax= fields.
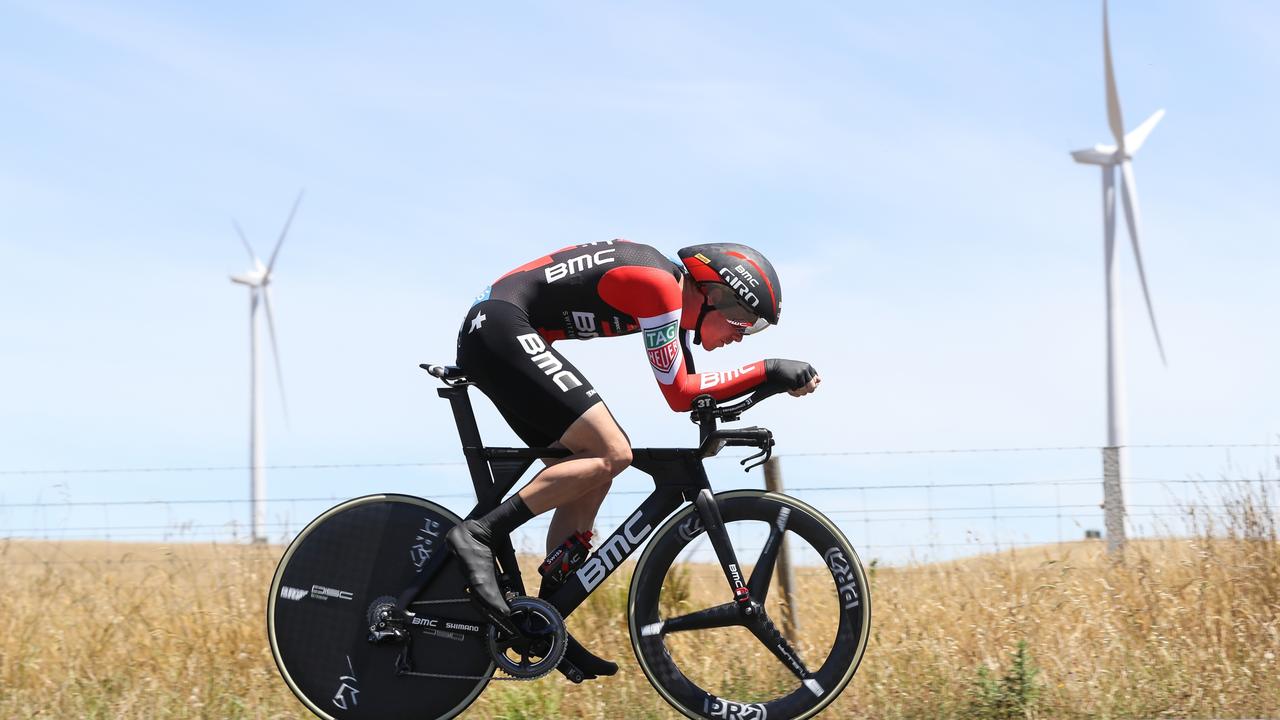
xmin=397 ymin=669 xmax=535 ymax=682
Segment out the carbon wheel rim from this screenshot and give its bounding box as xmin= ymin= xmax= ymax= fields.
xmin=628 ymin=490 xmax=871 ymax=720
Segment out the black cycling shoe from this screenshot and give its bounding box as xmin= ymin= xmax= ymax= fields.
xmin=446 ymin=520 xmax=510 ymax=618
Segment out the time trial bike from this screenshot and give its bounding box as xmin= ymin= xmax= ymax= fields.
xmin=267 ymin=363 xmax=870 ymax=719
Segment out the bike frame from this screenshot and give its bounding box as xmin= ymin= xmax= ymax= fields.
xmin=398 ymin=381 xmax=771 ymax=628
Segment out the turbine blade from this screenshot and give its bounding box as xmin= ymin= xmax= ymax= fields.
xmin=1103 ymin=0 xmax=1126 ymax=151
xmin=262 ymin=286 xmax=290 ymax=427
xmin=266 ymin=189 xmax=304 ymax=275
xmin=1118 ymin=160 xmax=1167 ymax=365
xmin=1071 ymin=147 xmax=1114 ymax=165
xmin=1124 ymin=109 xmax=1165 ymax=155
xmin=232 ymin=219 xmax=258 ymax=263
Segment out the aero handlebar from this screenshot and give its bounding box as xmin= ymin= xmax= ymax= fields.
xmin=690 ymin=392 xmax=777 ymax=471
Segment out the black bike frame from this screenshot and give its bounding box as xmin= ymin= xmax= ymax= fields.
xmin=402 ymin=383 xmax=760 ymax=625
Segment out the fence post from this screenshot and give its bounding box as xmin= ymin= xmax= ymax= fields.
xmin=763 ymin=457 xmax=799 ymax=638
xmin=1102 ymin=446 xmax=1126 ymax=557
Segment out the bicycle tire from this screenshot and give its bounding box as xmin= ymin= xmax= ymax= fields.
xmin=629 ymin=490 xmax=870 ymax=720
xmin=268 ymin=494 xmax=494 ymax=720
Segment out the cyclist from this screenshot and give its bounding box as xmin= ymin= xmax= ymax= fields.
xmin=446 ymin=240 xmax=819 ymax=678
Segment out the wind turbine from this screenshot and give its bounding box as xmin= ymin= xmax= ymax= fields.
xmin=1069 ymin=0 xmax=1165 ymax=555
xmin=230 ymin=191 xmax=302 ymax=543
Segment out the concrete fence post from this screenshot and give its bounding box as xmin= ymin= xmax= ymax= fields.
xmin=1102 ymin=446 xmax=1126 ymax=557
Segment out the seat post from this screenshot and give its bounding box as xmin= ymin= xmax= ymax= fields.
xmin=437 ymin=385 xmax=500 ymax=509
xmin=438 ymin=385 xmax=485 ymax=448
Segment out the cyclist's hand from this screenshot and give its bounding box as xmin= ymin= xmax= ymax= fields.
xmin=764 ymin=359 xmax=820 ymax=397
xmin=790 ymin=373 xmax=821 ymax=397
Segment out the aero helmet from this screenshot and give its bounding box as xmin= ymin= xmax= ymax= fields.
xmin=677 ymin=243 xmax=782 ymax=334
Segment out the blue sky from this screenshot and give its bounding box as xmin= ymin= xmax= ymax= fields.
xmin=2 ymin=2 xmax=1277 ymax=561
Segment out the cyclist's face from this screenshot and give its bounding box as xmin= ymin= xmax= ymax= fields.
xmin=701 ymin=284 xmax=769 ymax=334
xmin=700 ymin=310 xmax=747 ymax=350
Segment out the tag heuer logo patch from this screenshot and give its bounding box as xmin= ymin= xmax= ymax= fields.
xmin=644 ymin=321 xmax=680 ymax=373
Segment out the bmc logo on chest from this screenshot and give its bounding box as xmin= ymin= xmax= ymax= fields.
xmin=545 ymin=248 xmax=616 ymax=283
xmin=516 ymin=333 xmax=583 ymax=392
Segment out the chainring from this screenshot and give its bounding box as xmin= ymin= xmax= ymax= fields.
xmin=486 ymin=596 xmax=567 ymax=680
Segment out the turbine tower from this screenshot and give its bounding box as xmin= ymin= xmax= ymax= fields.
xmin=1070 ymin=1 xmax=1165 ymax=556
xmin=230 ymin=191 xmax=302 ymax=543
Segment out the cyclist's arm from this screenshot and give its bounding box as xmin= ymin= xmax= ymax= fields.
xmin=598 ymin=266 xmax=766 ymax=411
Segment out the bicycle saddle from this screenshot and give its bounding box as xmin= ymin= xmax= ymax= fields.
xmin=420 ymin=363 xmax=470 ymax=383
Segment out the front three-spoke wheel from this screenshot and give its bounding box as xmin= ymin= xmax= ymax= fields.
xmin=629 ymin=490 xmax=870 ymax=720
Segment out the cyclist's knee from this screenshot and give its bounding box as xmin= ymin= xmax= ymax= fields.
xmin=602 ymin=443 xmax=632 ymax=477
xmin=584 ymin=446 xmax=628 ymax=487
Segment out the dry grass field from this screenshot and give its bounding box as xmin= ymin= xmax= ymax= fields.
xmin=1 ymin=488 xmax=1276 ymax=719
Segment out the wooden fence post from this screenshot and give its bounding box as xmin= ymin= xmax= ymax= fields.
xmin=763 ymin=457 xmax=799 ymax=638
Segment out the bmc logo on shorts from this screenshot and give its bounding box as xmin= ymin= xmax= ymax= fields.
xmin=516 ymin=333 xmax=583 ymax=392
xmin=644 ymin=321 xmax=680 ymax=374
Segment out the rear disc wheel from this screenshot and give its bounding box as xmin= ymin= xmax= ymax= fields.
xmin=268 ymin=494 xmax=494 ymax=719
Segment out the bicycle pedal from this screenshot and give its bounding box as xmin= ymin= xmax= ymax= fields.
xmin=556 ymin=658 xmax=587 ymax=684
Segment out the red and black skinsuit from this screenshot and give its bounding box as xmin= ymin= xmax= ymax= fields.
xmin=456 ymin=240 xmax=769 ymax=445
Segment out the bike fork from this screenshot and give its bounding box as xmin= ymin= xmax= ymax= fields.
xmin=693 ymin=490 xmax=823 ymax=693
xmin=693 ymin=490 xmax=752 ymax=607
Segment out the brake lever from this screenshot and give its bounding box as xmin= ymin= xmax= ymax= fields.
xmin=740 ymin=438 xmax=773 ymax=472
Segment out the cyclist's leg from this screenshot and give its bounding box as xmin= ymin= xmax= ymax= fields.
xmin=518 ymin=405 xmax=632 ymax=679
xmin=545 ymin=482 xmax=608 ymax=554
xmin=484 ymin=401 xmax=629 ymax=679
xmin=450 ymin=301 xmax=630 ymax=615
xmin=519 ymin=402 xmax=631 ymax=515
xmin=457 ymin=300 xmax=632 ymax=527
xmin=538 ymin=404 xmax=632 ymax=552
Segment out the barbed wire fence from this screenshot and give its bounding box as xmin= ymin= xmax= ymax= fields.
xmin=1 ymin=442 xmax=1276 ymax=568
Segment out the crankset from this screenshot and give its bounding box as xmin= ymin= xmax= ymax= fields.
xmin=486 ymin=596 xmax=567 ymax=680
